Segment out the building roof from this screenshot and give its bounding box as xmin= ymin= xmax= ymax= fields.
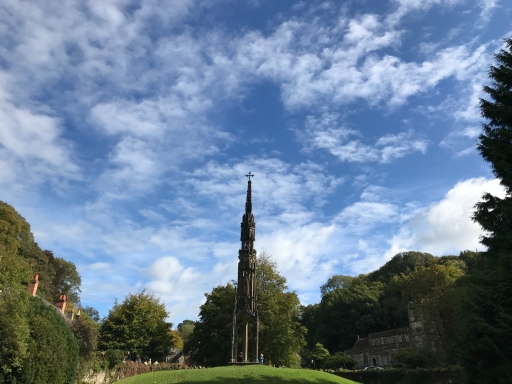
xmin=348 ymin=337 xmax=369 ymax=351
xmin=368 ymin=327 xmax=409 ymax=339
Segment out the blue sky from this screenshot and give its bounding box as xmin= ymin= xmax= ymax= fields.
xmin=0 ymin=0 xmax=510 ymax=324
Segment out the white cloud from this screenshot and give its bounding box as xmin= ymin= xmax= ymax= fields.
xmin=336 ymin=202 xmax=399 ymax=233
xmin=1 ymin=0 xmax=507 ymax=325
xmin=385 ymin=178 xmax=506 ymax=257
xmin=302 ymin=114 xmax=429 ymax=163
xmin=0 ymin=0 xmax=497 ymax=199
xmin=259 ymin=223 xmax=338 ymax=291
xmin=478 ymin=0 xmax=498 ymax=23
xmin=146 ymin=256 xmax=237 ymax=320
xmin=231 ymin=9 xmax=490 ymax=111
xmin=0 ymin=74 xmax=80 ymax=186
xmin=183 ymin=158 xmax=343 ymax=220
xmin=440 ymin=126 xmax=481 ymax=156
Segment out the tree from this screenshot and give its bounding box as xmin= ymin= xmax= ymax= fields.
xmin=367 ymin=251 xmax=437 ymax=283
xmin=311 ymin=342 xmax=330 ymax=366
xmin=457 ymin=38 xmax=512 ymax=384
xmin=184 ymin=284 xmax=235 ymax=366
xmin=186 ymin=253 xmax=306 ymax=367
xmin=82 ymin=306 xmax=101 ymax=323
xmin=316 ymin=276 xmax=383 ymax=352
xmin=72 ymin=314 xmax=99 ymax=382
xmin=370 ymin=251 xmax=438 ymax=331
xmin=99 ymin=291 xmax=174 ymax=360
xmin=18 ymin=241 xmax=56 ymax=300
xmin=72 ymin=313 xmax=99 ymax=362
xmin=256 ymin=254 xmax=306 ymax=367
xmin=0 ymin=201 xmax=83 ymax=383
xmin=0 ymin=246 xmax=32 ymax=292
xmin=320 ymin=275 xmax=354 ymax=296
xmin=51 ymin=256 xmax=81 ymax=304
xmin=177 ymin=320 xmax=196 ymax=345
xmin=0 ymin=201 xmax=23 ymax=254
xmin=323 ymin=352 xmax=358 ymax=370
xmin=392 ymin=263 xmax=466 ymax=366
xmin=168 ymin=330 xmax=184 ymax=350
xmin=299 ymin=304 xmax=320 ymax=348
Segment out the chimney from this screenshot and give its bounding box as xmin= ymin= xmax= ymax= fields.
xmin=55 ymin=294 xmax=67 ymax=313
xmin=26 ymin=274 xmax=39 ymax=296
xmin=67 ymin=309 xmax=74 ymax=321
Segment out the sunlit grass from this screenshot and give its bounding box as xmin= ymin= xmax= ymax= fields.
xmin=116 ymin=365 xmax=358 ymax=384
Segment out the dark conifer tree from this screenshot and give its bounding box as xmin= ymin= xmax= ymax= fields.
xmin=458 ymin=38 xmax=512 ymax=384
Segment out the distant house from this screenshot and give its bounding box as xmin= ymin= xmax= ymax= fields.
xmin=345 ymin=305 xmax=423 ymax=368
xmin=165 ymin=349 xmax=193 ymax=366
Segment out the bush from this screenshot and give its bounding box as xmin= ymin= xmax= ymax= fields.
xmin=17 ymin=297 xmax=79 ymax=384
xmin=116 ymin=362 xmax=185 ymax=380
xmin=396 ymin=346 xmax=436 ymax=368
xmin=333 ymin=366 xmax=467 ymax=384
xmin=311 ymin=343 xmax=330 ymax=366
xmin=323 ymin=352 xmax=357 ymax=370
xmin=104 ymin=349 xmax=126 ymax=369
xmin=0 ymin=289 xmax=30 ymax=383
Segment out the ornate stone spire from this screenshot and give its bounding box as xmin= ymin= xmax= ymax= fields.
xmin=245 ymin=178 xmax=252 ymax=215
xmin=240 ymin=173 xmax=255 ymax=253
xmin=231 ymin=173 xmax=259 ymax=363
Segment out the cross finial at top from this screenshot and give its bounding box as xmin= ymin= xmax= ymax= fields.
xmin=245 ymin=172 xmax=254 ymax=180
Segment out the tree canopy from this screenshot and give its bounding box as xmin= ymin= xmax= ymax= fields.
xmin=184 ymin=284 xmax=236 ymax=366
xmin=177 ymin=320 xmax=196 ymax=345
xmin=457 ymin=37 xmax=512 ymax=384
xmin=99 ymin=290 xmax=175 ymax=360
xmin=315 ymin=275 xmax=384 ymax=352
xmin=320 ymin=275 xmax=354 ymax=296
xmin=0 ymin=200 xmax=81 ymax=304
xmin=256 ymin=254 xmax=306 ymax=367
xmin=185 ymin=253 xmax=306 ymax=367
xmin=0 ymin=200 xmax=84 ymax=384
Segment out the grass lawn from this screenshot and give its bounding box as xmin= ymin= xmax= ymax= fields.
xmin=116 ymin=365 xmax=358 ymax=384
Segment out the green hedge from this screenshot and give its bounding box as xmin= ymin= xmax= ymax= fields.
xmin=17 ymin=297 xmax=79 ymax=384
xmin=333 ymin=366 xmax=467 ymax=384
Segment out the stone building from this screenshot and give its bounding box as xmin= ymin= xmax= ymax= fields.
xmin=345 ymin=305 xmax=423 ymax=368
xmin=345 ymin=327 xmax=411 ymax=367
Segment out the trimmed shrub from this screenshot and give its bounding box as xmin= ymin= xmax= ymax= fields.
xmin=396 ymin=346 xmax=436 ymax=368
xmin=116 ymin=362 xmax=184 ymax=380
xmin=333 ymin=366 xmax=467 ymax=384
xmin=17 ymin=297 xmax=79 ymax=384
xmin=0 ymin=289 xmax=30 ymax=383
xmin=323 ymin=352 xmax=357 ymax=370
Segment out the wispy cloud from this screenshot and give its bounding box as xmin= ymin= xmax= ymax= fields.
xmin=301 ymin=114 xmax=428 ymax=163
xmin=0 ymin=0 xmax=507 ymax=324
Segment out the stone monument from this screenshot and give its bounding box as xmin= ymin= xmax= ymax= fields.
xmin=230 ymin=172 xmax=259 ymax=364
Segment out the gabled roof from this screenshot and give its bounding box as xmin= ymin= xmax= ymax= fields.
xmin=348 ymin=337 xmax=369 ymax=351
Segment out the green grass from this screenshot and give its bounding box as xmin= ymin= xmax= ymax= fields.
xmin=116 ymin=365 xmax=358 ymax=384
